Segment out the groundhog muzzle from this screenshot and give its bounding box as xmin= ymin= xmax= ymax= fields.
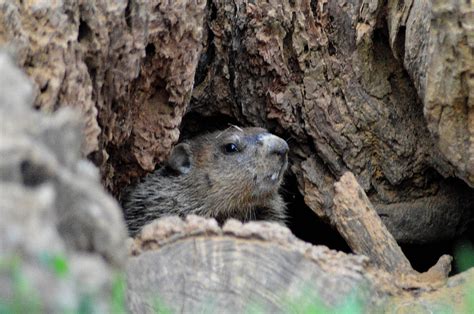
xmin=122 ymin=127 xmax=289 ymax=236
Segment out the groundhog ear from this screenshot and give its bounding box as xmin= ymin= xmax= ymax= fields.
xmin=168 ymin=143 xmax=192 ymax=174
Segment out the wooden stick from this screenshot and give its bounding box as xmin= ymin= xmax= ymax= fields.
xmin=332 ymin=172 xmax=453 ymax=287
xmin=332 ymin=172 xmax=416 ymax=275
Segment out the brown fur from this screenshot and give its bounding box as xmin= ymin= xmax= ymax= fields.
xmin=122 ymin=127 xmax=289 ymax=236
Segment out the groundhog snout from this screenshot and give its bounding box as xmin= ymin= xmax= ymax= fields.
xmin=259 ymin=133 xmax=289 ymax=159
xmin=270 ymin=140 xmax=289 ymax=159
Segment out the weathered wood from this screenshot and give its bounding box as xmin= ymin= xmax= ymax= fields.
xmin=332 ymin=172 xmax=452 ymax=288
xmin=0 ymin=0 xmax=206 ymax=195
xmin=333 ymin=172 xmax=415 ymax=274
xmin=189 ymin=0 xmax=474 ymax=244
xmin=126 ymin=215 xmax=472 ymax=313
xmin=1 ymin=0 xmax=472 ymax=244
xmin=126 ymin=216 xmax=385 ymax=313
xmin=394 ymin=0 xmax=474 ymax=186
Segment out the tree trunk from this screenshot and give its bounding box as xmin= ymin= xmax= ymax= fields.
xmin=1 ymin=0 xmax=472 ymax=243
xmin=1 ymin=0 xmax=473 ymax=312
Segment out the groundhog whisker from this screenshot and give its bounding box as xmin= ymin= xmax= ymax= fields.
xmin=228 ymin=124 xmax=244 ymax=133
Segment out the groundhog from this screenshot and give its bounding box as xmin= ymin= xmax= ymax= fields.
xmin=122 ymin=126 xmax=289 ymax=236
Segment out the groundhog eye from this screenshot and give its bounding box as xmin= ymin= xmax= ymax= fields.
xmin=224 ymin=143 xmax=239 ymax=154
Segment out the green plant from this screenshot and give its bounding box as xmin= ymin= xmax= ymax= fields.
xmin=111 ymin=273 xmax=127 ymax=314
xmin=152 ymin=296 xmax=173 ymax=314
xmin=282 ymin=288 xmax=363 ymax=314
xmin=0 ymin=256 xmax=42 ymax=314
xmin=39 ymin=252 xmax=69 ymax=278
xmin=455 ymin=240 xmax=474 ymax=313
xmin=0 ymin=254 xmax=129 ymax=314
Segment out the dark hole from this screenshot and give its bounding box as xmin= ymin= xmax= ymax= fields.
xmin=124 ymin=0 xmax=132 ymax=29
xmin=400 ymin=241 xmax=453 ymax=273
xmin=310 ymin=0 xmax=318 ymax=18
xmin=328 ymin=41 xmax=336 ymax=56
xmin=209 ymin=0 xmax=217 ymax=20
xmin=373 ymin=25 xmax=389 ymax=45
xmin=145 ymin=43 xmax=156 ymax=58
xmin=20 ymin=160 xmax=48 ymax=187
xmin=400 ymin=230 xmax=474 ymax=274
xmin=179 ymin=112 xmax=240 ymax=140
xmin=283 ymin=172 xmax=351 ymax=252
xmin=394 ymin=26 xmax=406 ymax=60
xmin=111 ymin=101 xmax=119 ymax=112
xmin=78 ymin=19 xmax=92 ymax=43
xmin=40 ymin=82 xmax=48 ymax=93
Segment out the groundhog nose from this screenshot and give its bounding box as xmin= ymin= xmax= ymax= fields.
xmin=271 ymin=141 xmax=289 ymax=157
xmin=262 ymin=134 xmax=288 ymax=158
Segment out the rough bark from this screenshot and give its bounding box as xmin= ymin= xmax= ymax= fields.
xmin=0 ymin=0 xmax=206 ymax=195
xmin=0 ymin=1 xmax=473 ymax=310
xmin=1 ymin=0 xmax=472 ymax=244
xmin=190 ymin=0 xmax=474 ymax=243
xmin=385 ymin=0 xmax=474 ymax=186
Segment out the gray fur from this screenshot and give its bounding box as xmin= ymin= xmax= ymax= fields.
xmin=122 ymin=127 xmax=289 ymax=236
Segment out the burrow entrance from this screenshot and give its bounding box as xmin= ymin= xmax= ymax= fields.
xmin=179 ymin=112 xmax=474 ymax=274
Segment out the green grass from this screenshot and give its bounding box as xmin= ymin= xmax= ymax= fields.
xmin=39 ymin=252 xmax=69 ymax=278
xmin=0 ymin=253 xmax=128 ymax=314
xmin=280 ymin=286 xmax=364 ymax=314
xmin=454 ymin=241 xmax=474 ymax=313
xmin=152 ymin=296 xmax=173 ymax=314
xmin=0 ymin=256 xmax=42 ymax=314
xmin=111 ymin=273 xmax=127 ymax=314
xmin=454 ymin=241 xmax=474 ymax=273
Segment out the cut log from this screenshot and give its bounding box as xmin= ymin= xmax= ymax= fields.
xmin=126 ymin=216 xmax=388 ymax=313
xmin=126 ymin=215 xmax=473 ymax=313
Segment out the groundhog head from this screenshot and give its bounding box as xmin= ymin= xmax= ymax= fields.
xmin=166 ymin=127 xmax=289 ymax=215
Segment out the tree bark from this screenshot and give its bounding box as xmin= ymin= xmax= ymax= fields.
xmin=189 ymin=0 xmax=474 ymax=244
xmin=1 ymin=0 xmax=472 ymax=243
xmin=0 ymin=0 xmax=206 ymax=194
xmin=1 ymin=0 xmax=473 ymax=311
